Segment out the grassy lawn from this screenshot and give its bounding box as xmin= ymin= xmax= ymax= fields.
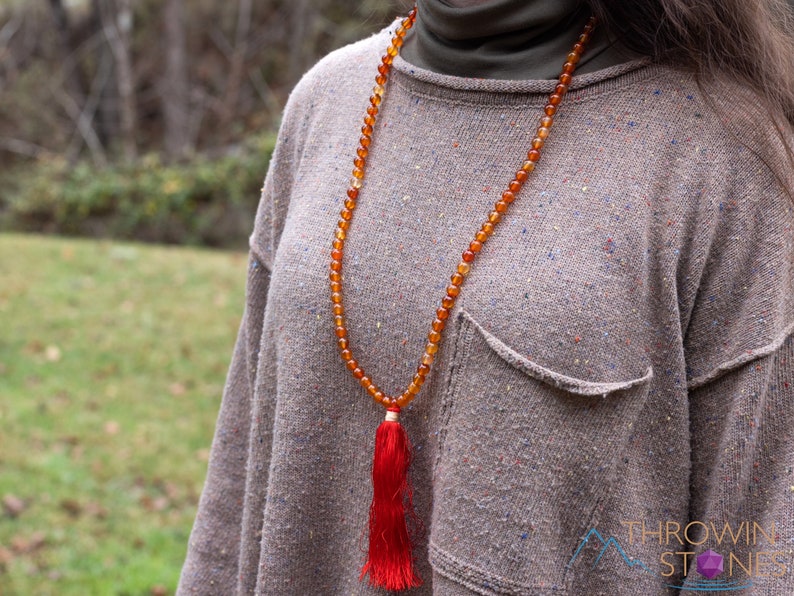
xmin=0 ymin=233 xmax=248 ymax=595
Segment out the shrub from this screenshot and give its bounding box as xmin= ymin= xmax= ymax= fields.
xmin=0 ymin=134 xmax=276 ymax=248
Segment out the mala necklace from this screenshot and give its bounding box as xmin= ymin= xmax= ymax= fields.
xmin=329 ymin=6 xmax=596 ymax=591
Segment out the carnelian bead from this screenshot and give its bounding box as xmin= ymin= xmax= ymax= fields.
xmin=396 ymin=26 xmax=406 ymax=36
xmin=457 ymin=261 xmax=471 ymax=275
xmin=462 ymin=249 xmax=475 ymax=262
xmin=332 ymin=237 xmax=344 ymax=249
xmin=555 ymin=83 xmax=568 ymax=96
xmin=567 ymin=52 xmax=580 ymax=63
xmin=446 ymin=284 xmax=460 ymax=297
xmin=374 ymin=75 xmax=386 ymax=87
xmin=417 ymin=363 xmax=431 ymax=377
xmin=374 ymin=389 xmax=386 ymax=402
xmin=392 ymin=36 xmax=404 ymax=48
xmin=331 ymin=292 xmax=343 ymax=303
xmin=352 ymin=167 xmax=365 ymax=180
xmin=331 ymin=248 xmax=343 ymax=260
xmin=482 ymin=222 xmax=495 ymax=235
xmin=387 ymin=45 xmax=399 ymax=57
xmin=502 ymin=191 xmax=516 ymax=203
xmin=531 ymin=137 xmax=544 ymax=150
xmin=475 ymin=230 xmax=489 ymax=243
xmin=350 ymin=177 xmax=362 ymax=189
xmin=515 ymin=170 xmax=528 ymax=182
xmin=347 ymin=187 xmax=360 ymax=199
xmin=336 ymin=327 xmax=347 ymax=339
xmin=436 ymin=307 xmax=450 ymax=320
xmin=578 ymin=34 xmax=590 ymax=45
xmin=541 ymin=116 xmax=554 ymax=128
xmin=426 ymin=342 xmax=439 ymax=355
xmin=413 ymin=374 xmax=425 ymax=387
xmin=442 ymin=295 xmax=455 ymax=309
xmin=544 ymin=104 xmax=557 ymax=116
xmin=549 ymin=93 xmax=562 ymax=106
xmin=562 ymin=61 xmax=576 ymax=74
xmin=560 ymin=73 xmax=572 ymax=86
xmin=354 ymin=157 xmax=365 ymax=169
xmin=337 ymin=219 xmax=349 ymax=231
xmin=359 ymin=135 xmax=371 ymax=147
xmin=334 ymin=315 xmax=344 ymax=327
xmin=344 ymin=198 xmax=356 ymax=210
xmin=381 ymin=54 xmax=394 ymax=65
xmin=431 ymin=318 xmax=445 ymax=332
xmin=522 ymin=160 xmax=536 ymax=172
xmin=377 ymin=63 xmax=389 ymax=76
xmin=422 ymin=352 xmax=434 ymax=365
xmin=341 ymin=348 xmax=352 ymax=360
xmin=330 ymin=271 xmax=341 ymax=282
xmin=469 ymin=240 xmax=483 ymax=253
xmin=396 ymin=394 xmax=409 ymax=408
xmin=402 ymin=18 xmax=413 ymax=28
xmin=407 ymin=382 xmax=420 ymax=395
xmin=451 ymin=272 xmax=464 ymax=285
xmin=330 ymin=281 xmax=341 ymax=293
xmin=367 ymin=384 xmax=378 ymax=397
xmin=337 ymin=337 xmax=348 ymax=350
xmin=360 ymin=376 xmax=372 ymax=389
xmin=508 ymin=180 xmax=522 ymax=193
xmin=537 ymin=126 xmax=550 ymax=139
xmin=528 ymin=149 xmax=541 ymax=162
xmin=488 ymin=211 xmax=502 ymax=223
xmin=332 ymin=303 xmax=344 ymax=316
xmin=340 ymin=208 xmax=352 ymax=221
xmin=352 ymin=367 xmax=364 ymax=379
xmin=428 ymin=330 xmax=441 ymax=343
xmin=494 ymin=201 xmax=508 ymax=213
xmin=361 ymin=124 xmax=373 ymax=136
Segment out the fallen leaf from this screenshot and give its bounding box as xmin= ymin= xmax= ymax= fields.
xmin=2 ymin=494 xmax=26 ymax=518
xmin=60 ymin=499 xmax=82 ymax=517
xmin=169 ymin=382 xmax=186 ymax=396
xmin=45 ymin=345 xmax=61 ymax=362
xmin=10 ymin=531 xmax=46 ymax=554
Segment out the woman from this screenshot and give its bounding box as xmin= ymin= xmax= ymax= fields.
xmin=179 ymin=0 xmax=794 ymax=593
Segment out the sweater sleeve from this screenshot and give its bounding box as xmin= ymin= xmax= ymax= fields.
xmin=177 ymin=70 xmax=307 ymax=593
xmin=681 ymin=150 xmax=794 ymax=591
xmin=176 ymin=251 xmax=270 ymax=594
xmin=685 ymin=337 xmax=794 ymax=592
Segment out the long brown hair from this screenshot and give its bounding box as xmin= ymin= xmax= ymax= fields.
xmin=588 ymin=0 xmax=794 ymax=126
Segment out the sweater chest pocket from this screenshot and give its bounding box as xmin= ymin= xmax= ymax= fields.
xmin=428 ymin=309 xmax=653 ymax=595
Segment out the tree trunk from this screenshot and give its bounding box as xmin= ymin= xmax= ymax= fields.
xmin=216 ymin=0 xmax=251 ymax=143
xmin=162 ymin=0 xmax=190 ymax=160
xmin=100 ymin=0 xmax=137 ymax=162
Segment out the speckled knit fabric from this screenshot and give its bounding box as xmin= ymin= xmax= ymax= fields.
xmin=178 ymin=21 xmax=794 ymax=596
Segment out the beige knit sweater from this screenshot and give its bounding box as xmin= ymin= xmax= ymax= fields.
xmin=178 ymin=22 xmax=794 ymax=596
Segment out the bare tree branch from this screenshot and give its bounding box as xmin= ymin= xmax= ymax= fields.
xmin=54 ymin=88 xmax=108 ymax=168
xmin=66 ymin=48 xmax=112 ymax=163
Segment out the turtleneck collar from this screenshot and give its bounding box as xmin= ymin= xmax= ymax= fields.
xmin=400 ymin=0 xmax=646 ymax=80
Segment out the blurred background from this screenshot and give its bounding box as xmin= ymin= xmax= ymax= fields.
xmin=0 ymin=0 xmax=406 ymax=593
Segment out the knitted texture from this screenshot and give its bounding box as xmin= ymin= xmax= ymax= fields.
xmin=178 ymin=21 xmax=794 ymax=596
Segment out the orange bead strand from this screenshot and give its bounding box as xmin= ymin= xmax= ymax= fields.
xmin=330 ymin=8 xmax=596 ymax=409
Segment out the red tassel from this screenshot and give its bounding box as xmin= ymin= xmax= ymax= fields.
xmin=360 ymin=407 xmax=422 ymax=591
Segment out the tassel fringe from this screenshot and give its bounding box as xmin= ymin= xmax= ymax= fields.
xmin=360 ymin=407 xmax=422 ymax=591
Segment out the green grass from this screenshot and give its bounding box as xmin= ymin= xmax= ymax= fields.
xmin=0 ymin=233 xmax=248 ymax=595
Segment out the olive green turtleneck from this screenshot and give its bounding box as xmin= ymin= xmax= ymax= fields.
xmin=400 ymin=0 xmax=645 ymax=80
